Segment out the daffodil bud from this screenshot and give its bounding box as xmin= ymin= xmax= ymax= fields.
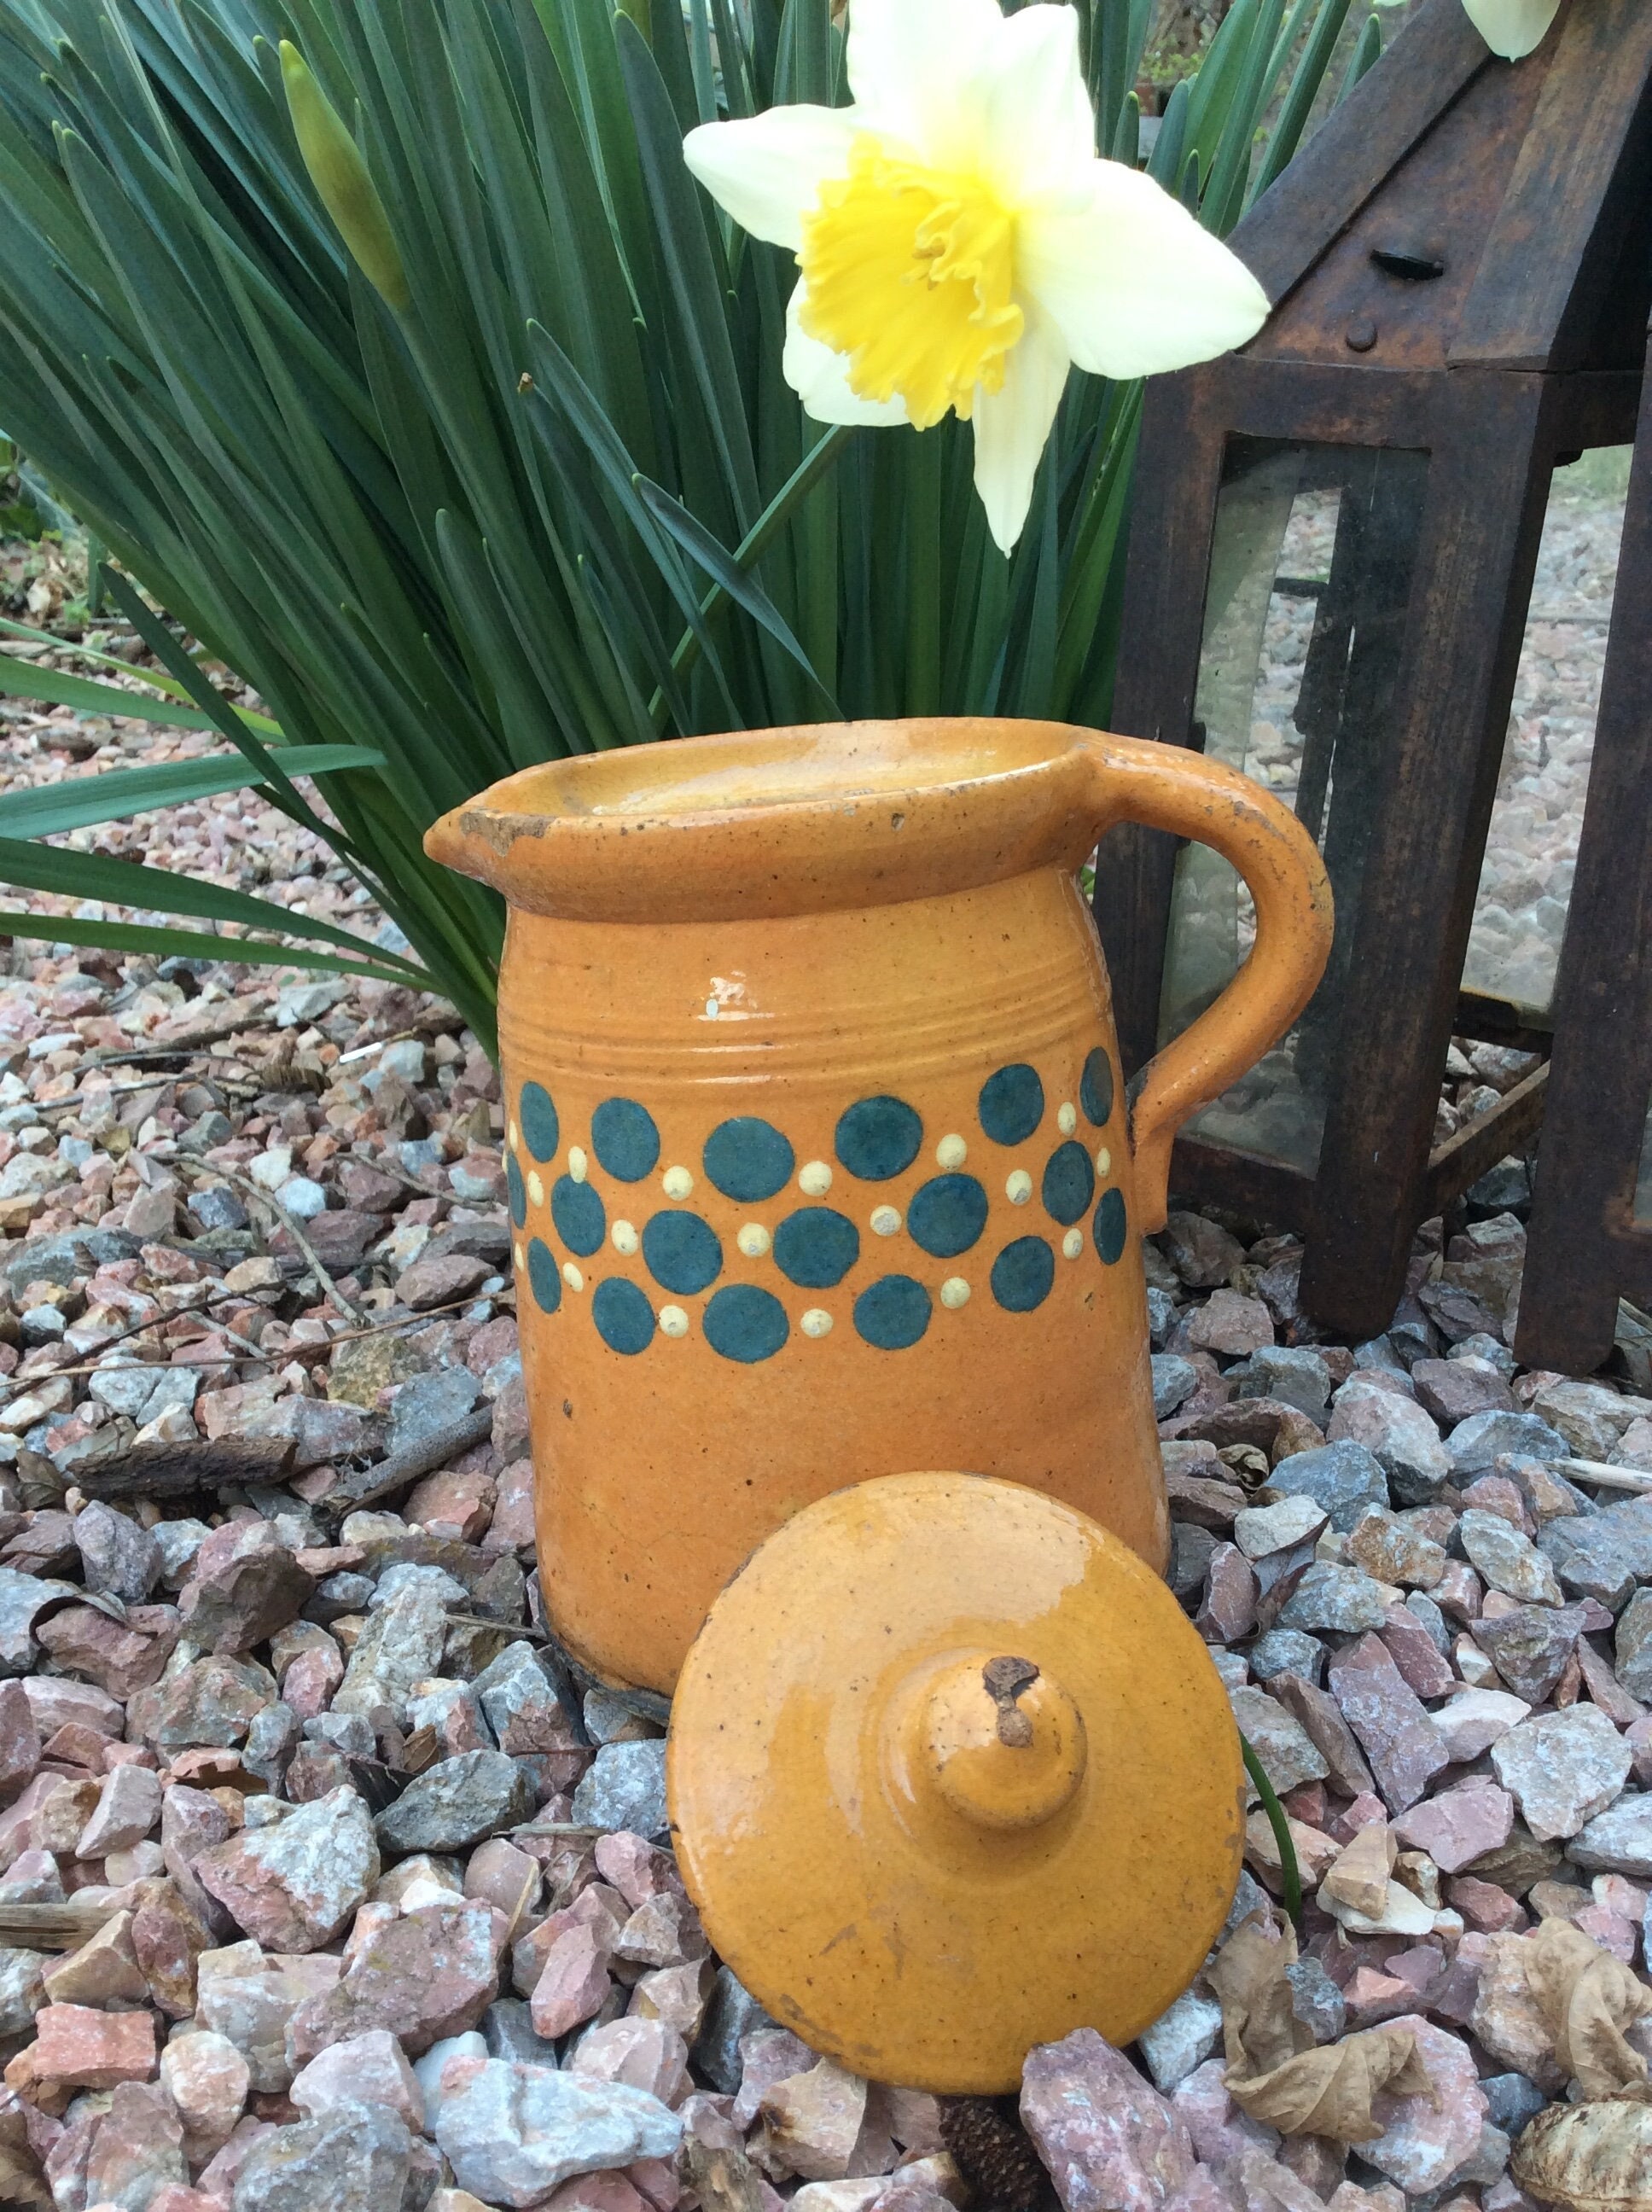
xmin=279 ymin=41 xmax=410 ymax=313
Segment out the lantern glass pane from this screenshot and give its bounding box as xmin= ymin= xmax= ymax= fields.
xmin=1462 ymin=446 xmax=1632 ymax=1020
xmin=1158 ymin=434 xmax=1429 ymax=1173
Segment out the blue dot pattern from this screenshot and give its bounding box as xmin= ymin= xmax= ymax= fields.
xmin=1041 ymin=1141 xmax=1096 ymax=1226
xmin=773 ymin=1208 xmax=859 ymax=1289
xmin=526 ymin=1237 xmax=561 ymax=1315
xmin=907 ymin=1174 xmax=988 ymax=1258
xmin=704 ymin=1117 xmax=795 ymax=1202
xmin=551 ymin=1175 xmax=605 ymax=1257
xmin=643 ymin=1211 xmax=723 ymax=1295
xmin=992 ymin=1236 xmax=1055 ymax=1311
xmin=979 ymin=1063 xmax=1044 ymax=1145
xmin=521 ymin=1047 xmax=1125 ymax=1358
xmin=1080 ymin=1048 xmax=1114 ymax=1128
xmin=835 ymin=1096 xmax=922 ymax=1181
xmin=705 ymin=1284 xmax=789 ymax=1364
xmin=855 ymin=1274 xmax=932 ymax=1349
xmin=593 ymin=1278 xmax=654 ymax=1355
xmin=1094 ymin=1185 xmax=1128 ymax=1266
xmin=592 ymin=1098 xmax=660 ymax=1183
xmin=520 ymin=1082 xmax=560 ymax=1162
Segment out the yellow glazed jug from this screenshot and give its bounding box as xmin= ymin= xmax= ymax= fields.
xmin=428 ymin=719 xmax=1331 ymax=1693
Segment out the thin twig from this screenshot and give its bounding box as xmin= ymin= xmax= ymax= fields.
xmin=214 ymin=1164 xmax=364 ymax=1324
xmin=1560 ymin=1456 xmax=1652 ymax=1494
xmin=314 ymin=1401 xmax=494 ymax=1520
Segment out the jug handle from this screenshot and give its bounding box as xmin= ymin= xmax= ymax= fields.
xmin=1075 ymin=731 xmax=1333 ymax=1236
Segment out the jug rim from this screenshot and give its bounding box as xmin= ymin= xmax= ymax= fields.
xmin=425 ymin=716 xmax=1101 ymax=923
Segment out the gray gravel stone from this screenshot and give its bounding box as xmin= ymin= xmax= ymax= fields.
xmin=1230 ymin=1348 xmax=1332 ymax=1420
xmin=1138 ymin=1985 xmax=1224 ymax=2091
xmin=376 ymin=1749 xmax=538 ymax=1854
xmin=1491 ymin=1704 xmax=1632 ymax=1842
xmin=1447 ymin=1411 xmax=1570 ymax=1475
xmin=1616 ymin=1586 xmax=1652 ymax=1699
xmin=332 ymin=1582 xmax=449 ymax=1729
xmin=1247 ymin=1630 xmax=1326 ymax=1686
xmin=571 ymin=1742 xmax=669 ymax=1837
xmin=1568 ymin=1793 xmax=1652 ymax=1877
xmin=433 ymin=2058 xmax=681 ymax=2206
xmin=230 ymin=2096 xmax=412 ymax=2211
xmin=0 ymin=1569 xmax=74 ymax=1674
xmin=1227 ymin=1685 xmax=1329 ymax=1794
xmin=1266 ymin=1441 xmax=1389 ymax=1532
xmin=1469 ymin=1603 xmax=1588 ymax=1703
xmin=73 ymin=1499 xmax=161 ymax=1602
xmin=1538 ymin=1502 xmax=1652 ymax=1609
xmin=1151 ymin=1355 xmax=1200 ymax=1418
xmin=388 ymin=1367 xmax=483 ymax=1455
xmin=1285 ymin=1957 xmax=1346 ymax=2046
xmin=1277 ymin=1564 xmax=1389 ymax=1635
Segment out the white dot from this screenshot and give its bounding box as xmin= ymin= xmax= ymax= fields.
xmin=1095 ymin=1146 xmax=1111 ymax=1178
xmin=526 ymin=1171 xmax=545 ymax=1208
xmin=799 ymin=1161 xmax=833 ymax=1196
xmin=507 ymin=1119 xmax=521 ymax=1152
xmin=737 ymin=1223 xmax=771 ymax=1258
xmin=936 ymin=1133 xmax=967 ymax=1170
xmin=513 ymin=1240 xmax=526 ymax=1272
xmin=562 ymin=1262 xmax=585 ymax=1293
xmin=870 ymin=1204 xmax=902 ymax=1237
xmin=940 ymin=1277 xmax=971 ymax=1310
xmin=663 ymin=1165 xmax=694 ymax=1198
xmin=1062 ymin=1228 xmax=1084 ymax=1260
xmin=1057 ymin=1103 xmax=1077 ymax=1136
xmin=1006 ymin=1169 xmax=1032 ymax=1205
xmin=705 ymin=998 xmax=719 ymax=1020
xmin=660 ymin=1305 xmax=689 ymax=1338
xmin=568 ymin=1146 xmax=588 ymax=1183
xmin=800 ymin=1307 xmax=833 ymax=1338
xmin=612 ymin=1220 xmax=639 ymax=1256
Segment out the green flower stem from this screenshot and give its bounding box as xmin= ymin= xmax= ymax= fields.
xmin=1241 ymin=1732 xmax=1302 ymax=1930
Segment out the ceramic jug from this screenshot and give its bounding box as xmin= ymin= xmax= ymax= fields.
xmin=428 ymin=718 xmax=1331 ymax=1693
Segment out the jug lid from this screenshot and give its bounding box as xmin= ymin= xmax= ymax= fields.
xmin=666 ymin=1471 xmax=1246 ymax=2093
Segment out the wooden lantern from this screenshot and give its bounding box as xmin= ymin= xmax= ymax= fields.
xmin=1096 ymin=0 xmax=1652 ymax=1342
xmin=1515 ymin=358 xmax=1652 ymax=1376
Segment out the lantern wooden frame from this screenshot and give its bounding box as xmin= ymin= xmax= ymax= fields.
xmin=1096 ymin=0 xmax=1652 ymax=1342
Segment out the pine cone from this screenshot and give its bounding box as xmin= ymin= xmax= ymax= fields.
xmin=938 ymin=2094 xmax=1050 ymax=2212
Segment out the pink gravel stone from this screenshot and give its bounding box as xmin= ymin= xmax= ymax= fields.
xmin=1391 ymin=1779 xmax=1515 ymax=1873
xmin=1022 ymin=2027 xmax=1196 ymax=2212
xmin=26 ymin=2002 xmax=157 ymax=2090
xmin=530 ymin=1920 xmax=615 ymax=2038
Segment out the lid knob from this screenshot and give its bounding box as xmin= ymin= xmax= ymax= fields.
xmin=916 ymin=1652 xmax=1087 ymax=1831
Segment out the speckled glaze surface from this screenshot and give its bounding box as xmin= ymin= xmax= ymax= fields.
xmin=666 ymin=1471 xmax=1248 ymax=2092
xmin=427 ymin=719 xmax=1331 ymax=1692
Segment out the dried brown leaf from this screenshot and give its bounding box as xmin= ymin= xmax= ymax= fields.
xmin=1207 ymin=1913 xmax=1306 ymax=2077
xmin=1226 ymin=2024 xmax=1437 ymax=2143
xmin=1525 ymin=1918 xmax=1652 ymax=2100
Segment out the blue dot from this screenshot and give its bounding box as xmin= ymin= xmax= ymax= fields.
xmin=907 ymin=1174 xmax=988 ymax=1258
xmin=704 ymin=1117 xmax=794 ymax=1202
xmin=1079 ymin=1048 xmax=1114 ymax=1128
xmin=854 ymin=1274 xmax=931 ymax=1350
xmin=1093 ymin=1185 xmax=1128 ymax=1266
xmin=593 ymin=1278 xmax=654 ymax=1355
xmin=591 ymin=1099 xmax=660 ymax=1183
xmin=835 ymin=1096 xmax=922 ymax=1181
xmin=506 ymin=1154 xmax=526 ymax=1230
xmin=1042 ymin=1141 xmax=1096 ymax=1226
xmin=773 ymin=1208 xmax=859 ymax=1289
xmin=520 ymin=1083 xmax=560 ymax=1161
xmin=704 ymin=1284 xmax=789 ymax=1364
xmin=551 ymin=1176 xmax=605 ymax=1256
xmin=992 ymin=1237 xmax=1055 ymax=1312
xmin=643 ymin=1210 xmax=723 ymax=1295
xmin=526 ymin=1237 xmax=561 ymax=1315
xmin=979 ymin=1064 xmax=1044 ymax=1146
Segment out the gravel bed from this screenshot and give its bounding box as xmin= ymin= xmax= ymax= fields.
xmin=0 ymin=603 xmax=1649 ymax=2212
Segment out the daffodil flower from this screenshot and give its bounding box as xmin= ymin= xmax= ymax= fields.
xmin=683 ymin=0 xmax=1269 ymax=553
xmin=1460 ymin=0 xmax=1562 ymax=57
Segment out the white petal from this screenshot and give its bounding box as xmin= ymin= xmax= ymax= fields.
xmin=845 ymin=0 xmax=1001 ymax=164
xmin=782 ymin=282 xmax=910 ymax=426
xmin=1460 ymin=0 xmax=1561 ymax=56
xmin=1018 ymin=160 xmax=1268 ymax=381
xmin=683 ymin=105 xmax=861 ymax=250
xmin=970 ymin=308 xmax=1070 ymax=555
xmin=976 ymin=4 xmax=1096 ymax=205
